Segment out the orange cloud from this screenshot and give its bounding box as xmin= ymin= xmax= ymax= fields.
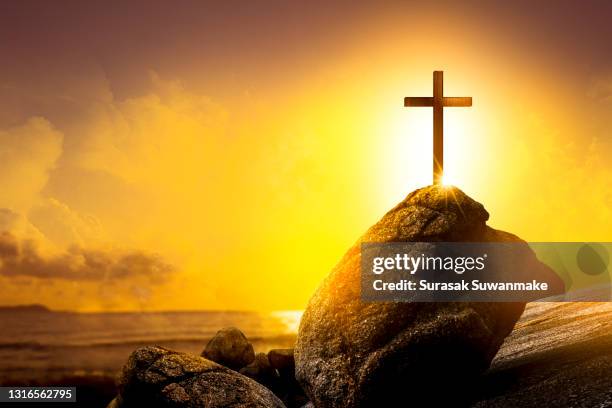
xmin=0 ymin=230 xmax=174 ymax=282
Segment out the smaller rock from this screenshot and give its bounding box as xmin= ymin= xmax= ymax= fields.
xmin=286 ymin=394 xmax=310 ymax=408
xmin=267 ymin=349 xmax=307 ymax=408
xmin=202 ymin=326 xmax=255 ymax=369
xmin=268 ymin=349 xmax=295 ymax=371
xmin=269 ymin=349 xmax=298 ymax=395
xmin=112 ymin=346 xmax=285 ymax=407
xmin=239 ymin=350 xmax=307 ymax=408
xmin=240 ymin=352 xmax=279 ymax=390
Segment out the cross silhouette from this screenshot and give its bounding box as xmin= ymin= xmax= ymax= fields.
xmin=404 ymin=71 xmax=472 ymax=185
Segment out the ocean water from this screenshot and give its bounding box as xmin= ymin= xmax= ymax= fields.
xmin=0 ymin=308 xmax=301 ymax=383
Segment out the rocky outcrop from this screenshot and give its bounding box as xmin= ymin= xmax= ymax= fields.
xmin=472 ymin=302 xmax=612 ymax=407
xmin=109 ymin=346 xmax=285 ymax=408
xmin=295 ymin=185 xmax=562 ymax=407
xmin=202 ymin=327 xmax=255 ymax=370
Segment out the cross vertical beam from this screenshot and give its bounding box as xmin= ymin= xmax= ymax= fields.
xmin=433 ymin=71 xmax=443 ymax=185
xmin=404 ymin=71 xmax=472 ymax=185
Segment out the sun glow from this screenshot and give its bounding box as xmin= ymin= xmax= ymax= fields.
xmin=440 ymin=173 xmax=455 ymax=187
xmin=381 ymin=97 xmax=476 ymax=196
xmin=270 ymin=310 xmax=303 ymax=334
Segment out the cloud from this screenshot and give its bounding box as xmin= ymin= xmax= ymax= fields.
xmin=0 ymin=111 xmax=176 ymax=292
xmin=0 ymin=208 xmax=47 ymax=244
xmin=0 ymin=117 xmax=63 ymax=211
xmin=28 ymin=198 xmax=106 ymax=247
xmin=69 ymin=73 xmax=230 ymax=188
xmin=0 ymin=207 xmax=174 ymax=286
xmin=0 ymin=230 xmax=174 ymax=283
xmin=589 ymin=74 xmax=612 ymax=103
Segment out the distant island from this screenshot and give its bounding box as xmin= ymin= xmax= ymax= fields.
xmin=0 ymin=304 xmax=51 ymax=313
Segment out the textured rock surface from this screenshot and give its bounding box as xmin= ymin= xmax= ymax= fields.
xmin=109 ymin=346 xmax=285 ymax=408
xmin=239 ymin=352 xmax=279 ymax=391
xmin=295 ymin=185 xmax=562 ymax=407
xmin=268 ymin=349 xmax=295 ymax=372
xmin=267 ymin=349 xmax=308 ymax=408
xmin=239 ymin=350 xmax=308 ymax=408
xmin=202 ymin=327 xmax=255 ymax=370
xmin=471 ymin=302 xmax=612 ymax=407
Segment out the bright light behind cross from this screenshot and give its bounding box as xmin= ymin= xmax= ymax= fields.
xmin=386 ymin=106 xmax=473 ymax=189
xmin=404 ymin=71 xmax=472 ymax=185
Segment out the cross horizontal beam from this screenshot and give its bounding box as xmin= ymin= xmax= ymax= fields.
xmin=403 ymin=97 xmax=433 ymax=107
xmin=403 ymin=96 xmax=472 ymax=107
xmin=442 ymin=97 xmax=472 ymax=107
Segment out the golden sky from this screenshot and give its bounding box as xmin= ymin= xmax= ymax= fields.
xmin=0 ymin=1 xmax=610 ymax=311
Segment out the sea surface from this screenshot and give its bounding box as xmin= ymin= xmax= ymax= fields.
xmin=0 ymin=308 xmax=301 ymax=384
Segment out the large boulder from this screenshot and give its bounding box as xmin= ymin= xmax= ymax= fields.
xmin=109 ymin=346 xmax=285 ymax=408
xmin=295 ymin=185 xmax=562 ymax=407
xmin=202 ymin=327 xmax=255 ymax=370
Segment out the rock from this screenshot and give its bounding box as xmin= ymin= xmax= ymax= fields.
xmin=202 ymin=327 xmax=255 ymax=370
xmin=239 ymin=352 xmax=279 ymax=391
xmin=110 ymin=346 xmax=285 ymax=407
xmin=240 ymin=350 xmax=308 ymax=408
xmin=471 ymin=302 xmax=612 ymax=407
xmin=295 ymin=185 xmax=563 ymax=407
xmin=106 ymin=398 xmax=120 ymax=408
xmin=283 ymin=392 xmax=310 ymax=408
xmin=267 ymin=349 xmax=308 ymax=408
xmin=268 ymin=349 xmax=295 ymax=372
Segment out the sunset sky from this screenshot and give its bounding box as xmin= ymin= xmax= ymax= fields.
xmin=0 ymin=1 xmax=610 ymax=311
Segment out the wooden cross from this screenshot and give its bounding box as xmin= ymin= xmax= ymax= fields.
xmin=404 ymin=71 xmax=472 ymax=185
